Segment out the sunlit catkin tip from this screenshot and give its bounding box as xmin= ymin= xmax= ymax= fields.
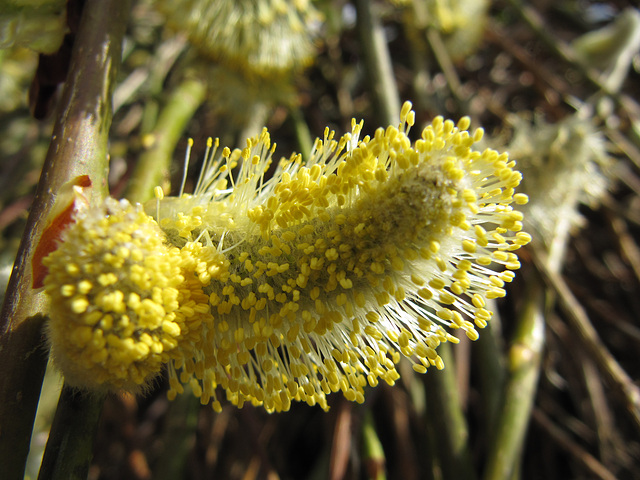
xmin=42 ymin=198 xmax=212 ymax=392
xmin=400 ymin=101 xmax=413 ymax=124
xmin=152 ymin=104 xmax=531 ymax=412
xmin=154 ymin=186 xmax=164 ymax=200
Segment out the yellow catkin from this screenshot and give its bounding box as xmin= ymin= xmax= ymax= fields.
xmin=158 ymin=0 xmax=320 ymax=78
xmin=43 ymin=198 xmax=213 ymax=392
xmin=43 ymin=101 xmax=530 ymax=412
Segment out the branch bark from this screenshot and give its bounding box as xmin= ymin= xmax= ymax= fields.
xmin=0 ymin=1 xmax=129 ymax=478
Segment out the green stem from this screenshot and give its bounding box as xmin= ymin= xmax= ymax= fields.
xmin=423 ymin=343 xmax=476 ymax=480
xmin=474 ymin=317 xmax=507 ymax=436
xmin=402 ymin=4 xmax=438 ymax=115
xmin=425 ymin=28 xmax=464 ymax=107
xmin=237 ymin=101 xmax=269 ymax=148
xmin=36 ymin=389 xmax=106 ymax=480
xmin=354 ymin=0 xmax=400 ymax=125
xmin=362 ymin=409 xmax=386 ymax=480
xmin=124 ymin=77 xmax=207 ymax=203
xmin=0 ymin=314 xmax=48 ymax=480
xmin=0 ymin=1 xmax=128 ymax=478
xmin=290 ymin=106 xmax=313 ymax=162
xmin=36 ymin=0 xmax=129 ymax=478
xmin=482 ymin=280 xmax=545 ymax=480
xmin=153 ymin=387 xmax=200 ymax=480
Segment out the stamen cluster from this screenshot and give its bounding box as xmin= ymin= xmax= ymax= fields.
xmin=43 ymin=102 xmax=530 ymax=412
xmin=43 ymin=198 xmax=211 ymax=392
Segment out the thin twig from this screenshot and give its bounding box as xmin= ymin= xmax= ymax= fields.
xmin=329 ymin=397 xmax=352 ymax=480
xmin=505 ymin=0 xmax=640 ymax=125
xmin=124 ymin=77 xmax=207 ymax=203
xmin=482 ymin=279 xmax=545 ymax=480
xmin=362 ymin=409 xmax=386 ymax=480
xmin=423 ymin=344 xmax=476 ymax=480
xmin=532 ymin=409 xmax=618 ymax=480
xmin=354 ymin=0 xmax=400 ymax=126
xmin=606 ymin=209 xmax=640 ymax=284
xmin=37 ymin=389 xmax=106 ymax=480
xmin=532 ymin=247 xmax=640 ymax=434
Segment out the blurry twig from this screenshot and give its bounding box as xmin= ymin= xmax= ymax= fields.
xmin=606 ymin=210 xmax=640 ymax=284
xmin=354 ymin=0 xmax=400 ymax=126
xmin=362 ymin=409 xmax=386 ymax=480
xmin=124 ymin=77 xmax=207 ymax=203
xmin=423 ymin=344 xmax=476 ymax=480
xmin=532 ymin=247 xmax=640 ymax=434
xmin=402 ymin=9 xmax=435 ymax=116
xmin=474 ymin=316 xmax=507 ymax=437
xmin=290 ymin=106 xmax=313 ymax=163
xmin=385 ymin=385 xmax=421 ymax=480
xmin=606 ymin=128 xmax=640 ymax=172
xmin=329 ymin=398 xmax=352 ymax=480
xmin=153 ymin=389 xmax=199 ymax=480
xmin=505 ymin=0 xmax=640 ymax=131
xmin=609 ymin=162 xmax=640 ymax=199
xmin=532 ymin=409 xmax=618 ymax=480
xmin=484 ymin=22 xmax=568 ymax=101
xmin=238 ymin=408 xmax=280 ymax=480
xmin=114 ymin=36 xmax=188 ymax=113
xmin=37 ymin=389 xmax=106 ymax=480
xmin=425 ymin=28 xmax=465 ymax=107
xmin=580 ymin=353 xmax=617 ymax=467
xmin=482 ymin=279 xmax=545 ymax=480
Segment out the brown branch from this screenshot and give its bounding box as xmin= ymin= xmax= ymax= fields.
xmin=532 ymin=409 xmax=618 ymax=480
xmin=0 ymin=1 xmax=129 ymax=478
